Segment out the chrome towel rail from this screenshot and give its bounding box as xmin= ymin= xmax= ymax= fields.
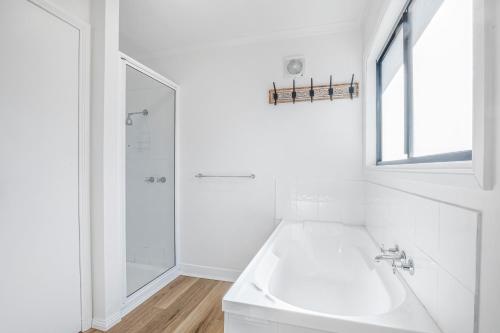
xmin=195 ymin=173 xmax=256 ymax=179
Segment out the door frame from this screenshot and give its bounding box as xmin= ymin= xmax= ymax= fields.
xmin=118 ymin=53 xmax=181 ymax=316
xmin=26 ymin=0 xmax=92 ymax=330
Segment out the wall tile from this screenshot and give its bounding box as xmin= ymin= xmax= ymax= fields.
xmin=275 ymin=178 xmax=364 ymax=225
xmin=297 ymin=200 xmax=318 ymax=220
xmin=318 ymin=201 xmax=341 ymax=222
xmin=365 ymin=183 xmax=479 ymax=333
xmin=340 ymin=201 xmax=365 ymax=225
xmin=404 ymin=247 xmax=439 ymax=320
xmin=415 ymin=198 xmax=440 ymax=260
xmin=436 ymin=267 xmax=475 ymax=333
xmin=296 ymin=180 xmax=320 ymax=201
xmin=438 ymin=204 xmax=478 ymax=293
xmin=390 ymin=192 xmax=416 ymax=249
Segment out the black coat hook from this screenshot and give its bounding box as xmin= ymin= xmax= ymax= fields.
xmin=349 ymin=74 xmax=355 ymax=100
xmin=329 ymin=75 xmax=334 ymax=101
xmin=292 ymin=79 xmax=297 ymax=104
xmin=309 ymin=78 xmax=315 ymax=103
xmin=273 ymin=82 xmax=278 ymax=105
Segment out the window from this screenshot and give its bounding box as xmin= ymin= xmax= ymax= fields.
xmin=376 ymin=0 xmax=473 ymax=165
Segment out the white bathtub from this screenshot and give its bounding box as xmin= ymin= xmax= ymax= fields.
xmin=223 ymin=220 xmax=441 ymax=333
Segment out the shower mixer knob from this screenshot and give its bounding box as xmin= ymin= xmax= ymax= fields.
xmin=157 ymin=177 xmax=166 ymax=183
xmin=144 ymin=177 xmax=155 ymax=183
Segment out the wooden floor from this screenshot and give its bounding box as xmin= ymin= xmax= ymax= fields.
xmin=86 ymin=276 xmax=231 ymax=333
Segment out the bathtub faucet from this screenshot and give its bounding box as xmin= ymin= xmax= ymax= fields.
xmin=374 ymin=244 xmax=405 ymax=263
xmin=374 ymin=246 xmax=415 ymax=275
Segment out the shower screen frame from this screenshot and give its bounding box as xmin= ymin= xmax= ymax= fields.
xmin=118 ymin=53 xmax=180 ymax=314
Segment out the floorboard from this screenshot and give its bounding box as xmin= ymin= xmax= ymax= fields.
xmin=85 ymin=276 xmax=231 ymax=333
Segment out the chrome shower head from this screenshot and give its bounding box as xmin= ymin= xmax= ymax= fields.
xmin=126 ymin=109 xmax=148 ymax=126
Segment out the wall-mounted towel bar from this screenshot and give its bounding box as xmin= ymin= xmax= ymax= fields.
xmin=195 ymin=173 xmax=256 ymax=179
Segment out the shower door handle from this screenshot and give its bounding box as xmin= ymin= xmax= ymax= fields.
xmin=144 ymin=176 xmax=155 ymax=183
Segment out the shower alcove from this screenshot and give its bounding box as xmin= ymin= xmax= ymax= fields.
xmin=119 ymin=54 xmax=179 ymax=311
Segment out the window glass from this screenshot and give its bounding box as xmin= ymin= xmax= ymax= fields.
xmin=376 ymin=0 xmax=473 ymax=164
xmin=380 ymin=29 xmax=406 ymax=161
xmin=411 ymin=0 xmax=473 ymax=157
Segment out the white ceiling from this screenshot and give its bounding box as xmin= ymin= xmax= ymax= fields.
xmin=119 ymin=0 xmax=371 ymax=57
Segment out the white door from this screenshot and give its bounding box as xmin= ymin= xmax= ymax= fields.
xmin=0 ymin=1 xmax=82 ymax=332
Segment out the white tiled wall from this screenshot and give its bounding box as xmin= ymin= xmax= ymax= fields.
xmin=365 ymin=182 xmax=480 ymax=333
xmin=275 ymin=177 xmax=365 ymax=225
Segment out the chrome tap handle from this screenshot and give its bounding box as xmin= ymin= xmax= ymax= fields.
xmin=380 ymin=244 xmax=400 ymax=254
xmin=374 ymin=250 xmax=406 ymax=262
xmin=144 ymin=176 xmax=155 ymax=183
xmin=157 ymin=177 xmax=166 ymax=183
xmin=392 ymin=257 xmax=415 ymax=275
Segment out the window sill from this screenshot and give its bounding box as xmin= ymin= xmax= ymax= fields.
xmin=366 ymin=160 xmax=474 ymax=175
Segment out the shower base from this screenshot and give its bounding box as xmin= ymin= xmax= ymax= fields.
xmin=126 ymin=261 xmax=167 ymax=296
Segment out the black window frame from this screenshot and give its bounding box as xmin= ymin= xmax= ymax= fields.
xmin=375 ymin=0 xmax=473 ymax=166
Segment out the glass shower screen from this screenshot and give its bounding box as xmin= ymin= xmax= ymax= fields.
xmin=125 ymin=65 xmax=176 ymax=296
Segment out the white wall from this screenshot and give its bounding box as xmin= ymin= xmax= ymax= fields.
xmin=50 ymin=0 xmax=90 ymax=23
xmin=362 ymin=1 xmax=500 ymax=332
xmin=136 ymin=32 xmax=364 ymax=278
xmin=90 ymin=0 xmax=124 ymax=329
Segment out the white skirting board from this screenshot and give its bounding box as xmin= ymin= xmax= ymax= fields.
xmin=180 ymin=263 xmax=241 ymax=282
xmin=91 ymin=311 xmax=122 ymax=332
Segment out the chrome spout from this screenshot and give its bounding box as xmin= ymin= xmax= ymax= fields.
xmin=374 ymin=250 xmax=406 ymax=262
xmin=374 ymin=254 xmax=393 ymax=262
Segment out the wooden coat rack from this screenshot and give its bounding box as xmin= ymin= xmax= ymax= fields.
xmin=268 ymin=75 xmax=359 ymax=105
